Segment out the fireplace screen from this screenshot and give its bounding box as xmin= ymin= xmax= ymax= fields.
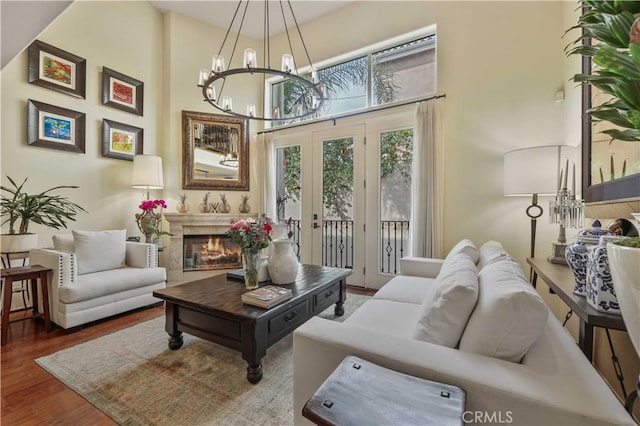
xmin=183 ymin=235 xmax=241 ymax=271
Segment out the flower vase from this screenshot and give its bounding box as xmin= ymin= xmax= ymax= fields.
xmin=242 ymin=252 xmax=260 ymax=290
xmin=136 ymin=209 xmax=159 ymax=243
xmin=268 ymin=239 xmax=299 ymax=284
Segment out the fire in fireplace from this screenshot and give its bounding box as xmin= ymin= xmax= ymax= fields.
xmin=183 ymin=234 xmax=241 ymax=271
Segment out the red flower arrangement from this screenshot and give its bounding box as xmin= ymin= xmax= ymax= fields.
xmin=226 ymin=214 xmax=274 ymax=254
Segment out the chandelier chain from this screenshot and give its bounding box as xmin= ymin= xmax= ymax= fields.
xmin=280 ymin=0 xmax=297 ymax=75
xmin=287 ymin=0 xmax=314 ymax=69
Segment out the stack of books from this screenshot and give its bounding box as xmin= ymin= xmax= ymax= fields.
xmin=241 ymin=285 xmax=292 ymax=308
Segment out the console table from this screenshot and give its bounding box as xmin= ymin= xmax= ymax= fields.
xmin=527 ymin=258 xmax=626 ymax=362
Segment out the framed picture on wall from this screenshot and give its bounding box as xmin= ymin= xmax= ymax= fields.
xmin=102 ymin=67 xmax=144 ymax=116
xmin=102 ymin=119 xmax=143 ymax=161
xmin=28 ymin=40 xmax=86 ymax=99
xmin=27 ymin=99 xmax=86 ymax=153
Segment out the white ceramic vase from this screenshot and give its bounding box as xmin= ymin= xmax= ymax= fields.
xmin=607 ymin=241 xmax=640 ymax=356
xmin=268 ymin=239 xmax=299 ymax=284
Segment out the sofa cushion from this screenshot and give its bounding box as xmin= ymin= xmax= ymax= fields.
xmin=373 ymin=275 xmax=436 ymax=305
xmin=53 ymin=234 xmax=75 ymax=252
xmin=412 ymin=253 xmax=478 ymax=348
xmin=459 ymin=257 xmax=548 ymax=363
xmin=72 ymin=230 xmax=126 ymax=275
xmin=345 ymin=299 xmax=423 ymax=339
xmin=477 ymin=240 xmax=509 ymax=271
xmin=446 ymin=238 xmax=479 ymax=264
xmin=58 ymin=266 xmax=166 ymax=304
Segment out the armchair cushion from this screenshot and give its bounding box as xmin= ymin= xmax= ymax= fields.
xmin=459 ymin=257 xmax=548 ymax=363
xmin=53 ymin=234 xmax=75 ymax=252
xmin=413 ymin=253 xmax=478 ymax=347
xmin=72 ymin=230 xmax=126 ymax=275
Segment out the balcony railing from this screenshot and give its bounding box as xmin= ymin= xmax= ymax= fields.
xmin=284 ymin=219 xmax=410 ymax=275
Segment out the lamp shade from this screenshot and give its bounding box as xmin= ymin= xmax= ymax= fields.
xmin=132 ymin=155 xmax=164 ymax=190
xmin=504 ymin=145 xmax=578 ymax=196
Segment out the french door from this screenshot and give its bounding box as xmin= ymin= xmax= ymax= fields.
xmin=272 ymin=111 xmax=414 ymax=289
xmin=310 ymin=125 xmax=366 ymax=285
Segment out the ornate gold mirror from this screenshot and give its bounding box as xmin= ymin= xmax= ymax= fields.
xmin=182 ymin=111 xmax=249 ymax=190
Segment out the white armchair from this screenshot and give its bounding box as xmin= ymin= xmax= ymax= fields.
xmin=30 ymin=240 xmax=165 ymax=331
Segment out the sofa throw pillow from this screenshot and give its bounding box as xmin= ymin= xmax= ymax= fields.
xmin=459 ymin=258 xmax=548 ymax=363
xmin=412 ymin=252 xmax=479 ymax=348
xmin=445 ymin=238 xmax=479 ymax=264
xmin=53 ymin=234 xmax=75 ymax=252
xmin=477 ymin=240 xmax=509 ymax=271
xmin=72 ymin=230 xmax=126 ymax=275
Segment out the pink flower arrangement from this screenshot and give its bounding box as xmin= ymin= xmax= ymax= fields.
xmin=139 ymin=199 xmax=167 ymax=211
xmin=226 ymin=214 xmax=274 ymax=254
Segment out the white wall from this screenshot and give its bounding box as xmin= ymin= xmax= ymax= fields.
xmin=268 ymin=1 xmax=568 ymax=266
xmin=1 ymin=1 xmax=163 ymax=246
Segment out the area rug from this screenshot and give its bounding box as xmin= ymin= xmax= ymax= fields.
xmin=36 ymin=293 xmax=371 ymax=426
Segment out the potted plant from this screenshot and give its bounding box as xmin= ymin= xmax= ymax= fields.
xmin=1 ymin=176 xmax=86 ymax=252
xmin=566 ymin=1 xmax=640 ymax=142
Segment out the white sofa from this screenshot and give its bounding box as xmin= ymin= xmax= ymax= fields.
xmin=29 ymin=230 xmax=166 ymax=331
xmin=293 ymin=240 xmax=635 ymax=425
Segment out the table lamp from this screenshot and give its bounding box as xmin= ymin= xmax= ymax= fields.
xmin=132 ymin=155 xmax=164 ymax=199
xmin=504 ymin=145 xmax=578 ymax=278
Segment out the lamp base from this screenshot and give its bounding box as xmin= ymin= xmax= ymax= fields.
xmin=548 ymin=242 xmax=568 ymax=265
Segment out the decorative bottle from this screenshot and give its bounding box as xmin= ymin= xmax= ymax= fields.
xmin=219 ymin=193 xmax=231 ymax=213
xmin=239 ymin=194 xmax=251 ymax=214
xmin=176 ymin=193 xmax=190 ymax=213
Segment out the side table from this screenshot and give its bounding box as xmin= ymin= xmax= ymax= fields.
xmin=302 ymin=356 xmax=466 ymax=426
xmin=1 ymin=265 xmax=52 ymax=345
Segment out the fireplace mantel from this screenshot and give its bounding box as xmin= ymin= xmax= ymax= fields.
xmin=164 ymin=213 xmax=256 ymax=281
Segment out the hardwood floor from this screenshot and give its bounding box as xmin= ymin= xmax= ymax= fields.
xmin=1 ymin=285 xmax=375 ymax=425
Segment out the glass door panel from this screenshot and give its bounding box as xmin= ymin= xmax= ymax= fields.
xmin=312 ymin=126 xmax=365 ymax=285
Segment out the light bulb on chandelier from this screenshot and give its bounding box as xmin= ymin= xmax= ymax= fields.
xmin=196 ymin=0 xmax=325 ymax=121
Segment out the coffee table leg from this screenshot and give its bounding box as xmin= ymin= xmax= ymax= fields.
xmin=168 ymin=331 xmax=183 ymax=350
xmin=165 ymin=302 xmax=183 ymax=350
xmin=334 ymin=301 xmax=345 ymax=316
xmin=335 ymin=278 xmax=346 ymax=316
xmin=247 ymin=361 xmax=263 ymax=384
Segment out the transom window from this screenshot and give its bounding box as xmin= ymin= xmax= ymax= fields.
xmin=268 ymin=28 xmax=436 ymax=127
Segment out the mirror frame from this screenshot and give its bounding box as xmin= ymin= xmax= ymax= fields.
xmin=581 ymin=46 xmax=640 ymax=204
xmin=182 ymin=110 xmax=249 ymax=191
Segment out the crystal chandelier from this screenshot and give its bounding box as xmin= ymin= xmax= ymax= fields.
xmin=197 ymin=0 xmax=325 ymax=121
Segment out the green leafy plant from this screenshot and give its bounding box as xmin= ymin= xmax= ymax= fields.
xmin=566 ymin=1 xmax=640 ymax=142
xmin=1 ymin=176 xmax=86 ymax=235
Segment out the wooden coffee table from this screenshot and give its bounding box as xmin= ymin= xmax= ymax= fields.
xmin=153 ymin=264 xmax=351 ymax=383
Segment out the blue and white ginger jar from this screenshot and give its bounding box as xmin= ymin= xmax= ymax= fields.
xmin=586 ymin=236 xmax=621 ymax=313
xmin=565 ymin=220 xmax=611 ymax=297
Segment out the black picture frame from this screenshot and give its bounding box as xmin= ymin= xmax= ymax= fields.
xmin=28 ymin=40 xmax=86 ymax=99
xmin=102 ymin=67 xmax=144 ymax=116
xmin=27 ymin=99 xmax=85 ymax=153
xmin=102 ymin=119 xmax=143 ymax=161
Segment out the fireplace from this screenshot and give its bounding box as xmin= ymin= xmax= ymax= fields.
xmin=163 ymin=213 xmax=255 ymax=281
xmin=183 ymin=234 xmax=241 ymax=271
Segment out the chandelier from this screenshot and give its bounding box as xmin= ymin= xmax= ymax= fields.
xmin=197 ymin=0 xmax=325 ymax=121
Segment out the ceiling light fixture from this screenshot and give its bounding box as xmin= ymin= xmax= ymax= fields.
xmin=197 ymin=0 xmax=325 ymax=121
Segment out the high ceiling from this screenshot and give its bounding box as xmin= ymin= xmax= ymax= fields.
xmin=150 ymin=1 xmax=353 ymax=40
xmin=1 ymin=1 xmax=353 ymax=69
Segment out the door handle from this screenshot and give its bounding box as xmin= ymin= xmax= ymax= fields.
xmin=313 ymin=223 xmax=319 ymax=229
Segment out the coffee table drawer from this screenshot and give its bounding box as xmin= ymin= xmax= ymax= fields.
xmin=314 ymin=282 xmax=340 ymax=312
xmin=269 ymin=299 xmax=310 ymax=338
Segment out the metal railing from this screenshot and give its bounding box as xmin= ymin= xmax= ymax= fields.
xmin=380 ymin=220 xmax=410 ymax=274
xmin=284 ymin=219 xmax=410 ymax=275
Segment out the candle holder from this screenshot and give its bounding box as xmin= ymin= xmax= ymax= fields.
xmin=548 ymin=163 xmax=584 ymax=264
